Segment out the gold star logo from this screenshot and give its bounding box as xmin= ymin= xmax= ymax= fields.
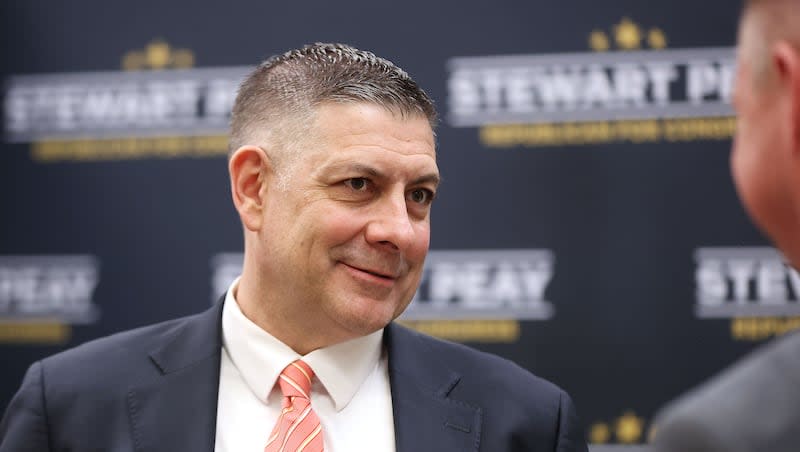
xmin=122 ymin=39 xmax=195 ymax=71
xmin=648 ymin=28 xmax=668 ymax=49
xmin=589 ymin=422 xmax=611 ymax=444
xmin=615 ymin=411 xmax=644 ymax=444
xmin=589 ymin=30 xmax=610 ymax=52
xmin=614 ymin=17 xmax=642 ymax=50
xmin=146 ymin=40 xmax=171 ymax=70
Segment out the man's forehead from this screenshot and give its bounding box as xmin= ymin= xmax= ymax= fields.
xmin=303 ymin=104 xmax=434 ymax=158
xmin=315 ymin=149 xmax=439 ymax=178
xmin=315 ymin=102 xmax=434 ymax=139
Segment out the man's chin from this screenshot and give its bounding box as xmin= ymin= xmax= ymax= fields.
xmin=334 ymin=296 xmax=407 ymax=332
xmin=334 ymin=316 xmax=392 ymax=340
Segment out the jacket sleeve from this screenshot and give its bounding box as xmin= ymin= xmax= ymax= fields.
xmin=0 ymin=362 xmax=52 ymax=452
xmin=555 ymin=391 xmax=588 ymax=452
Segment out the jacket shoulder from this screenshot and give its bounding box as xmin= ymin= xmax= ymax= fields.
xmin=653 ymin=331 xmax=800 ymax=451
xmin=40 ymin=309 xmax=212 ymax=391
xmin=390 ymin=323 xmax=566 ymax=403
xmin=387 ymin=323 xmax=586 ymax=451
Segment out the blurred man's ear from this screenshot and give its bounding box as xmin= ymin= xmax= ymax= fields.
xmin=772 ymin=42 xmax=800 ymax=151
xmin=229 ymin=145 xmax=271 ymax=231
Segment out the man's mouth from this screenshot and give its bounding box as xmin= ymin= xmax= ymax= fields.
xmin=341 ymin=262 xmax=398 ymax=281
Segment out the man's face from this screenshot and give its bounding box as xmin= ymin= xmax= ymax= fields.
xmin=730 ymin=12 xmax=794 ymax=250
xmin=258 ymin=102 xmax=438 ymax=343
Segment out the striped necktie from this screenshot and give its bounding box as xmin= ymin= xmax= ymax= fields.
xmin=265 ymin=360 xmax=324 ymax=452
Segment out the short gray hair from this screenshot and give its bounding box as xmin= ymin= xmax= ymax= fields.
xmin=740 ymin=0 xmax=800 ymax=84
xmin=229 ymin=42 xmax=437 ymax=157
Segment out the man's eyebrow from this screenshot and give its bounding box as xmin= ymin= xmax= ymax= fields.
xmin=324 ymin=163 xmax=382 ymax=178
xmin=412 ymin=173 xmax=441 ymax=187
xmin=349 ymin=163 xmax=382 ymax=178
xmin=325 ymin=163 xmax=440 ymax=187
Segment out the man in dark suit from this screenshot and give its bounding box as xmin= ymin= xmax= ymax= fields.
xmin=653 ymin=1 xmax=800 ymax=451
xmin=0 ymin=43 xmax=587 ymax=452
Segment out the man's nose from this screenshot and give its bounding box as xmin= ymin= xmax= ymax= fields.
xmin=364 ymin=193 xmax=416 ymax=252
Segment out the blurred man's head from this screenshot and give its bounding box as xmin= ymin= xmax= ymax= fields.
xmin=732 ymin=0 xmax=800 ymax=266
xmin=227 ymin=43 xmax=439 ymax=353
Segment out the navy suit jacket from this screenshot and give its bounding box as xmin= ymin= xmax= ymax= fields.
xmin=0 ymin=301 xmax=587 ymax=451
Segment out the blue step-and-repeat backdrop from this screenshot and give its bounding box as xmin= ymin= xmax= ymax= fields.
xmin=3 ymin=0 xmax=796 ymax=448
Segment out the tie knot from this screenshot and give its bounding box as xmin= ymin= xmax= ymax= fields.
xmin=277 ymin=360 xmax=314 ymax=399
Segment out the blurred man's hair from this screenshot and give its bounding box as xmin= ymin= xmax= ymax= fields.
xmin=739 ymin=0 xmax=800 ymax=84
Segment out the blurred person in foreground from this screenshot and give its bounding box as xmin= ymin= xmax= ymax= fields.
xmin=0 ymin=43 xmax=587 ymax=452
xmin=653 ymin=1 xmax=800 ymax=451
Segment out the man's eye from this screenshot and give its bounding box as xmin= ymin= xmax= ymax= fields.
xmin=344 ymin=178 xmax=369 ymax=191
xmin=409 ymin=188 xmax=434 ymax=204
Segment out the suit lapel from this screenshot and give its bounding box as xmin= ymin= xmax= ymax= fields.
xmin=122 ymin=305 xmax=483 ymax=451
xmin=127 ymin=301 xmax=224 ymax=452
xmin=386 ymin=323 xmax=482 ymax=452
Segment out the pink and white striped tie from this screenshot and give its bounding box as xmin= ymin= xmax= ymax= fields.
xmin=265 ymin=360 xmax=324 ymax=452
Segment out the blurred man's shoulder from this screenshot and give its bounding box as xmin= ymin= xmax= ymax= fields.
xmin=653 ymin=330 xmax=800 ymax=451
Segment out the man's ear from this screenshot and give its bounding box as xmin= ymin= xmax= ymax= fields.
xmin=772 ymin=41 xmax=800 ymax=152
xmin=229 ymin=145 xmax=272 ymax=231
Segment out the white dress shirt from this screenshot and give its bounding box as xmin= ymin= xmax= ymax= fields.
xmin=214 ymin=280 xmax=396 ymax=452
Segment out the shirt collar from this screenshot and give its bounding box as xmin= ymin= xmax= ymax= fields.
xmin=221 ymin=278 xmax=383 ymax=412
